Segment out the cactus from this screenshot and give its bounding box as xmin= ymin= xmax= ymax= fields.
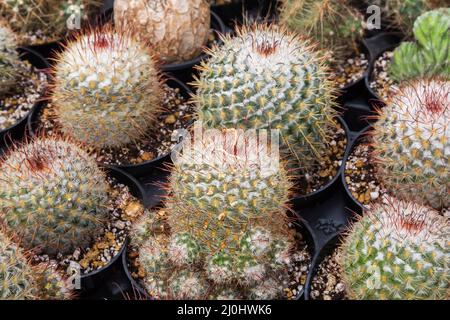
xmin=35 ymin=265 xmax=73 ymax=300
xmin=0 ymin=0 xmax=101 ymax=45
xmin=372 ymin=78 xmax=449 ymax=209
xmin=339 ymin=196 xmax=449 ymax=300
xmin=389 ymin=8 xmax=450 ymax=82
xmin=114 ymin=0 xmax=210 ymax=64
xmin=51 ymin=27 xmax=162 ymax=150
xmin=131 ymin=129 xmax=296 ymax=299
xmin=0 ymin=136 xmax=109 ymax=255
xmin=280 ymin=0 xmax=364 ymax=61
xmin=192 ymin=24 xmax=339 ymax=171
xmin=0 ymin=20 xmax=23 ymax=96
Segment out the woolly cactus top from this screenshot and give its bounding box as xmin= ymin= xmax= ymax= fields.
xmin=0 ymin=21 xmax=16 ymax=51
xmin=340 ymin=196 xmax=449 ymax=300
xmin=52 ymin=28 xmax=162 ymax=149
xmin=0 ymin=137 xmax=109 ymax=255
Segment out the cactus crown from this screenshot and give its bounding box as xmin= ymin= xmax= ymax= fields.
xmin=372 ymin=78 xmax=449 ymax=209
xmin=192 ymin=23 xmax=339 ymax=170
xmin=0 ymin=136 xmax=109 ymax=255
xmin=51 ymin=26 xmax=162 ymax=150
xmin=280 ymin=0 xmax=364 ymax=61
xmin=131 ymin=129 xmax=295 ymax=299
xmin=389 ymin=8 xmax=450 ymax=82
xmin=339 ymin=196 xmax=449 ymax=300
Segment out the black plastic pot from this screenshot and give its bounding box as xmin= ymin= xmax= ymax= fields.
xmin=363 ymin=33 xmax=402 ymax=102
xmin=78 ymin=166 xmax=146 ymax=297
xmin=0 ymin=47 xmax=50 ymax=148
xmin=292 ymin=116 xmax=351 ymax=208
xmin=27 ymin=78 xmax=192 ymax=180
xmin=212 ymin=0 xmax=277 ymax=27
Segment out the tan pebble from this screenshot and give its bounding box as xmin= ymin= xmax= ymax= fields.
xmin=140 ymin=151 xmax=154 ymax=161
xmin=165 ymin=114 xmax=177 ymax=124
xmin=125 ymin=201 xmax=144 ymax=219
xmin=105 ymin=232 xmax=115 ymax=241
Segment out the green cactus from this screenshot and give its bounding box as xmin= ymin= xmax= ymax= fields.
xmin=0 ymin=0 xmax=101 ymax=45
xmin=35 ymin=265 xmax=73 ymax=300
xmin=0 ymin=137 xmax=109 ymax=255
xmin=192 ymin=24 xmax=339 ymax=171
xmin=372 ymin=78 xmax=449 ymax=209
xmin=51 ymin=27 xmax=162 ymax=150
xmin=339 ymin=196 xmax=449 ymax=300
xmin=131 ymin=129 xmax=296 ymax=299
xmin=280 ymin=0 xmax=364 ymax=61
xmin=0 ymin=21 xmax=23 ymax=96
xmin=389 ymin=8 xmax=450 ymax=82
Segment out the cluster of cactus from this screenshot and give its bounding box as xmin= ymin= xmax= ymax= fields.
xmin=0 ymin=230 xmax=72 ymax=299
xmin=389 ymin=8 xmax=450 ymax=82
xmin=279 ymin=0 xmax=364 ymax=62
xmin=131 ymin=129 xmax=296 ymax=299
xmin=339 ymin=196 xmax=449 ymax=300
xmin=51 ymin=27 xmax=162 ymax=150
xmin=114 ymin=0 xmax=210 ymax=64
xmin=0 ymin=0 xmax=101 ymax=45
xmin=0 ymin=136 xmax=109 ymax=255
xmin=192 ymin=24 xmax=339 ymax=172
xmin=372 ymin=78 xmax=449 ymax=210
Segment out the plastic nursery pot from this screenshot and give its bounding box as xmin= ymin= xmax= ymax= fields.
xmin=0 ymin=47 xmax=50 ymax=148
xmin=211 ymin=0 xmax=276 ymax=28
xmin=363 ymin=32 xmax=402 ymax=102
xmin=27 ymin=78 xmax=191 ymax=179
xmin=121 ymin=215 xmax=315 ymax=301
xmin=160 ymin=11 xmax=226 ymax=84
xmin=292 ymin=116 xmax=351 ymax=208
xmin=341 ymin=100 xmax=374 ymax=135
xmin=78 ymin=166 xmax=146 ymax=296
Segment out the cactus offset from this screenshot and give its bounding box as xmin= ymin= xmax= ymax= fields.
xmin=0 ymin=137 xmax=109 ymax=255
xmin=339 ymin=196 xmax=449 ymax=300
xmin=114 ymin=0 xmax=210 ymax=64
xmin=389 ymin=8 xmax=450 ymax=82
xmin=51 ymin=27 xmax=162 ymax=149
xmin=192 ymin=24 xmax=339 ymax=171
xmin=131 ymin=129 xmax=296 ymax=299
xmin=0 ymin=0 xmax=101 ymax=45
xmin=372 ymin=78 xmax=449 ymax=209
xmin=280 ymin=0 xmax=364 ymax=61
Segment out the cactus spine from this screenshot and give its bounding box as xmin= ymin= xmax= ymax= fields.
xmin=339 ymin=196 xmax=449 ymax=300
xmin=114 ymin=0 xmax=210 ymax=64
xmin=372 ymin=78 xmax=449 ymax=209
xmin=51 ymin=27 xmax=162 ymax=150
xmin=389 ymin=8 xmax=450 ymax=82
xmin=192 ymin=24 xmax=339 ymax=171
xmin=0 ymin=137 xmax=109 ymax=255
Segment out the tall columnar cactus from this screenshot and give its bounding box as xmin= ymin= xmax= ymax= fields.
xmin=192 ymin=24 xmax=339 ymax=171
xmin=51 ymin=27 xmax=162 ymax=149
xmin=372 ymin=78 xmax=449 ymax=209
xmin=280 ymin=0 xmax=364 ymax=61
xmin=0 ymin=0 xmax=101 ymax=45
xmin=0 ymin=20 xmax=22 ymax=96
xmin=339 ymin=196 xmax=449 ymax=300
xmin=114 ymin=0 xmax=210 ymax=64
xmin=0 ymin=137 xmax=109 ymax=255
xmin=389 ymin=8 xmax=450 ymax=82
xmin=131 ymin=129 xmax=295 ymax=299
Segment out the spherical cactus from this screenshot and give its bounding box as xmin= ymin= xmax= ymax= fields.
xmin=0 ymin=230 xmax=37 ymax=300
xmin=389 ymin=8 xmax=450 ymax=82
xmin=279 ymin=0 xmax=364 ymax=61
xmin=168 ymin=270 xmax=209 ymax=300
xmin=372 ymin=78 xmax=449 ymax=209
xmin=0 ymin=20 xmax=22 ymax=96
xmin=0 ymin=0 xmax=101 ymax=45
xmin=114 ymin=0 xmax=210 ymax=64
xmin=0 ymin=137 xmax=109 ymax=255
xmin=51 ymin=27 xmax=162 ymax=149
xmin=192 ymin=24 xmax=339 ymax=171
xmin=339 ymin=196 xmax=449 ymax=300
xmin=35 ymin=265 xmax=73 ymax=300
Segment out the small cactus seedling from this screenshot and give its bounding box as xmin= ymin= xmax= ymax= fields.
xmin=192 ymin=23 xmax=339 ymax=171
xmin=0 ymin=136 xmax=109 ymax=255
xmin=280 ymin=0 xmax=364 ymax=62
xmin=0 ymin=0 xmax=101 ymax=45
xmin=372 ymin=78 xmax=449 ymax=209
xmin=51 ymin=26 xmax=162 ymax=150
xmin=131 ymin=129 xmax=296 ymax=299
xmin=389 ymin=8 xmax=450 ymax=82
xmin=339 ymin=196 xmax=449 ymax=300
xmin=114 ymin=0 xmax=210 ymax=64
